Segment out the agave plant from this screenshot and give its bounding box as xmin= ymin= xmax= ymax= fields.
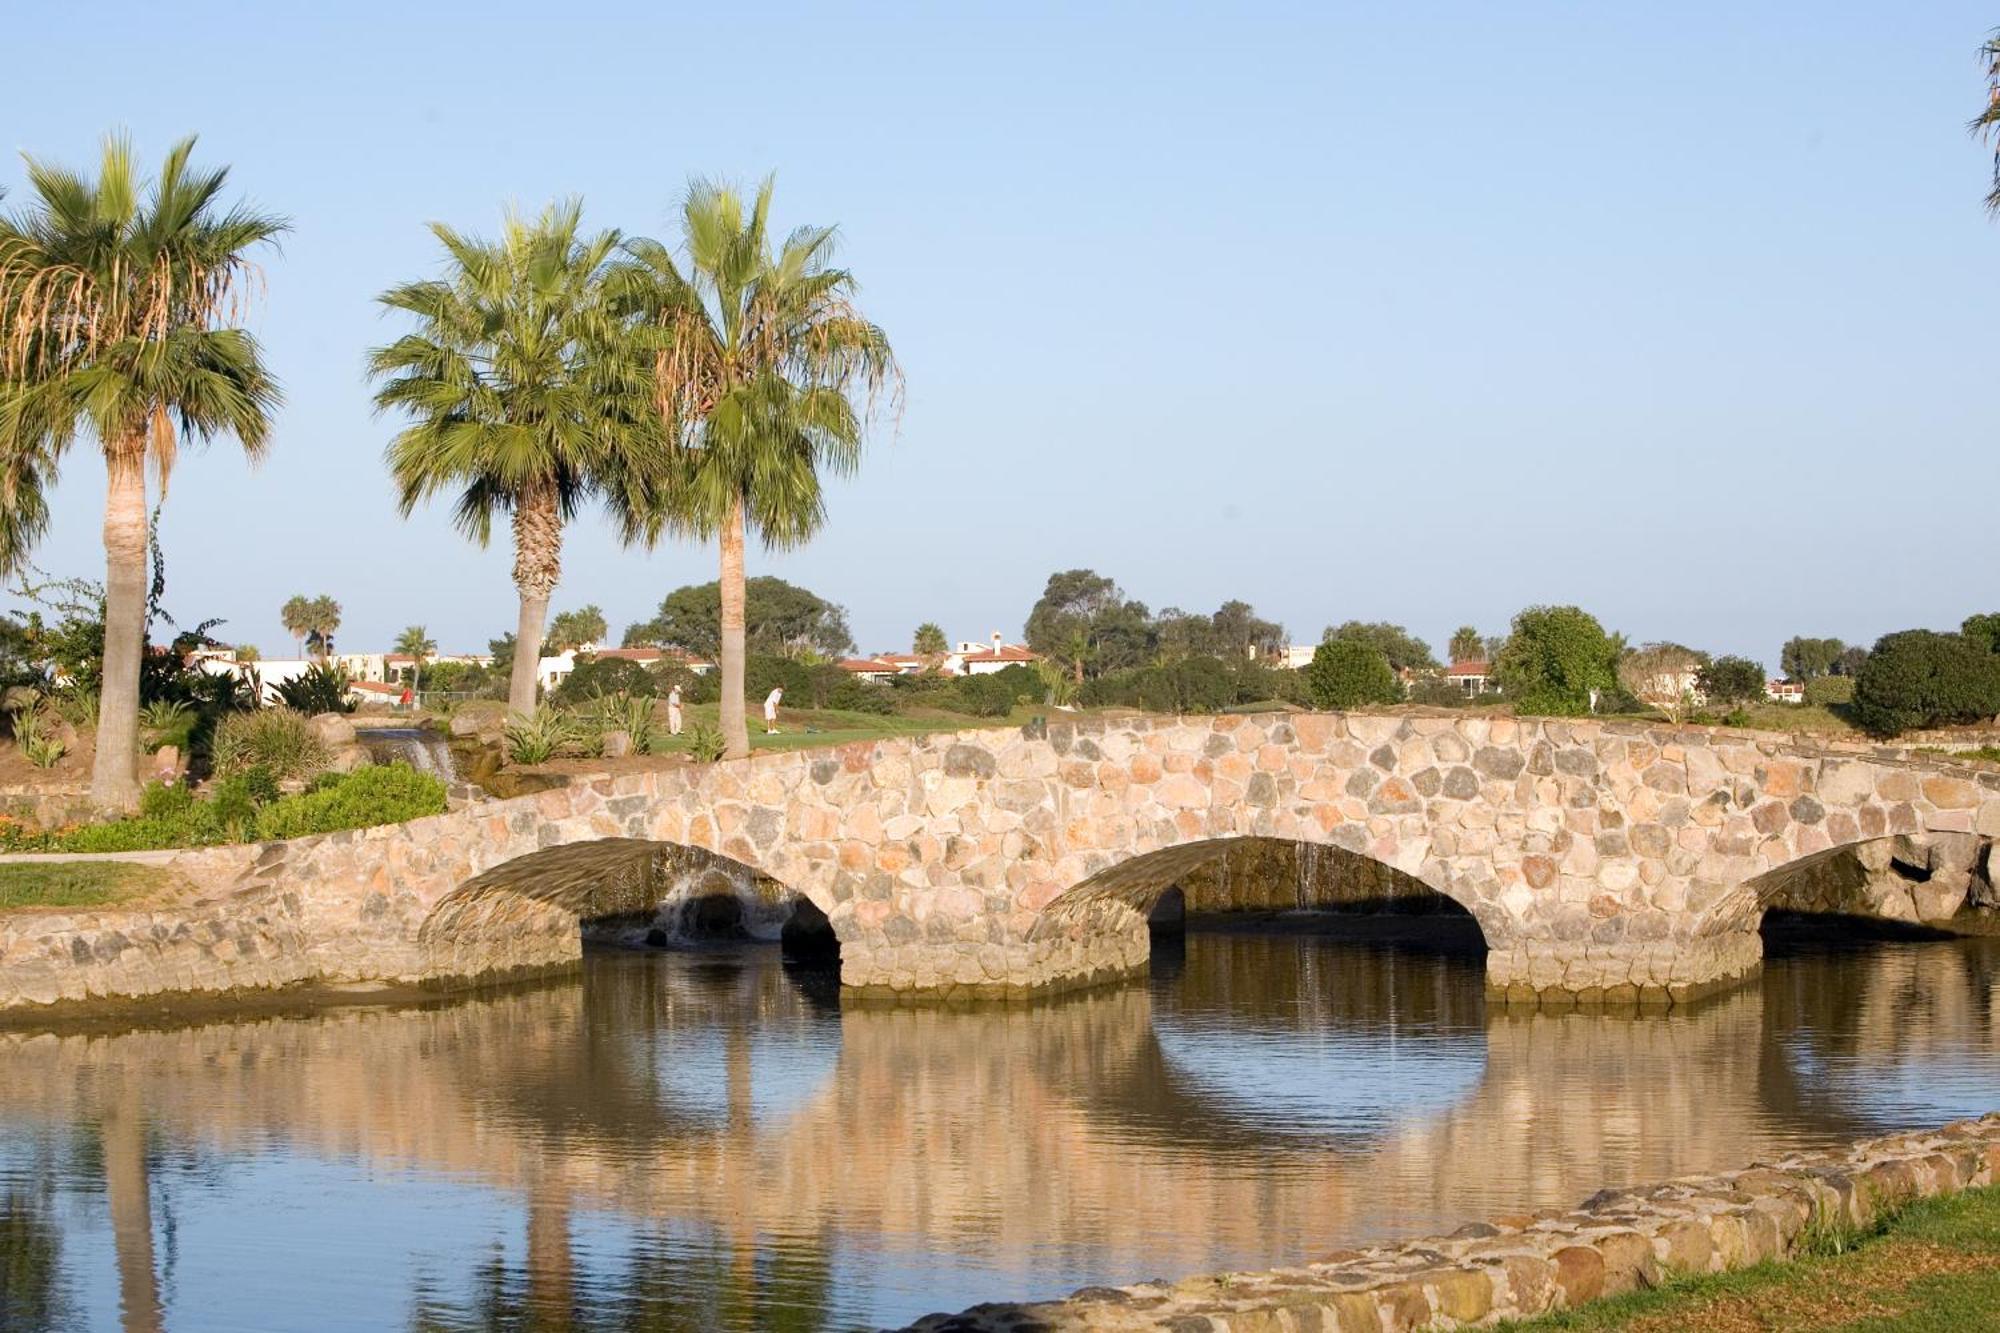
xmin=503 ymin=707 xmax=575 ymax=765
xmin=273 ymin=662 xmax=353 ymax=714
xmin=586 ymin=690 xmax=657 ymax=754
xmin=679 ymin=721 xmax=727 ymax=763
xmin=12 ymin=707 xmax=66 ymax=768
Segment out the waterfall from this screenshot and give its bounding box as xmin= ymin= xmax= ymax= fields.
xmin=355 ymin=727 xmax=458 ymax=782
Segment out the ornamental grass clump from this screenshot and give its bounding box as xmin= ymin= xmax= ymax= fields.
xmin=211 ymin=708 xmax=328 ymax=781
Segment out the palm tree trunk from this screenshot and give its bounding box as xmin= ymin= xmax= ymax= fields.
xmin=509 ymin=480 xmax=562 ymax=717
xmin=718 ymin=498 xmax=749 ymax=760
xmin=91 ymin=442 xmax=148 ymax=813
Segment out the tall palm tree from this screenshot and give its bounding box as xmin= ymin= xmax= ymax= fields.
xmin=299 ymin=594 xmax=340 ymax=662
xmin=0 ymin=134 xmax=284 ymax=811
xmin=370 ymin=200 xmax=660 ymax=717
xmin=280 ymin=593 xmax=313 ymax=658
xmin=616 ymin=178 xmax=900 ymax=758
xmin=395 ymin=623 xmax=436 ymax=692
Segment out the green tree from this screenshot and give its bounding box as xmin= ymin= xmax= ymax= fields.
xmin=1960 ymin=612 xmax=2000 ymax=655
xmin=615 ymin=178 xmax=899 ymax=758
xmin=394 ymin=624 xmax=436 ymax=692
xmin=1209 ymin=599 xmax=1284 ymax=660
xmin=632 ymin=577 xmax=855 ymax=661
xmin=369 ymin=199 xmax=660 ymax=717
xmin=545 ymin=604 xmax=607 ymax=651
xmin=1617 ymin=642 xmax=1708 ymax=723
xmin=1324 ymin=620 xmax=1437 ymax=674
xmin=0 ymin=134 xmax=284 ymax=811
xmin=280 ymin=594 xmax=313 ymax=658
xmin=1493 ymin=605 xmax=1619 ymax=716
xmin=1024 ymin=569 xmax=1154 ymax=680
xmin=1304 ymin=639 xmax=1401 ymax=710
xmin=1779 ymin=636 xmax=1844 ymax=681
xmin=1448 ymin=625 xmax=1485 ymax=664
xmin=912 ymin=621 xmax=947 ymax=661
xmin=1697 ymin=654 xmax=1766 ymax=706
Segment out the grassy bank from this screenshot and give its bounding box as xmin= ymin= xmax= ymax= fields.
xmin=0 ymin=861 xmax=180 ymax=912
xmin=1498 ymin=1184 xmax=2000 ymax=1331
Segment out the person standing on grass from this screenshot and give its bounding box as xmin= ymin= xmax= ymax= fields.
xmin=764 ymin=686 xmax=784 ymax=735
xmin=667 ymin=684 xmax=683 ymax=736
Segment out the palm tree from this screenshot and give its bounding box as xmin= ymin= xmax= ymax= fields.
xmin=0 ymin=134 xmax=284 ymax=811
xmin=616 ymin=178 xmax=900 ymax=758
xmin=304 ymin=594 xmax=340 ymax=662
xmin=369 ymin=200 xmax=659 ymax=717
xmin=546 ymin=604 xmax=606 ymax=652
xmin=280 ymin=594 xmax=313 ymax=658
xmin=395 ymin=623 xmax=437 ymax=692
xmin=913 ymin=621 xmax=947 ymax=664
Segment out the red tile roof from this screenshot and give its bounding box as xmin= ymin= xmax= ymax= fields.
xmin=1446 ymin=661 xmax=1491 ymax=677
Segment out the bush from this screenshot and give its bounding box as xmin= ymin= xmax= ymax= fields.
xmin=251 ymin=765 xmax=448 ymax=841
xmin=826 ymin=677 xmax=895 ymax=714
xmin=1493 ymin=605 xmax=1618 ymax=717
xmin=551 ymin=656 xmax=658 ymax=707
xmin=274 ymin=662 xmax=355 ymax=714
xmin=1304 ymin=640 xmax=1401 ymax=710
xmin=1804 ymin=675 xmax=1855 ymax=708
xmin=211 ymin=709 xmax=328 ymax=781
xmin=580 ymin=691 xmax=658 ymax=753
xmin=681 ymin=722 xmax=727 ymax=762
xmin=950 ymin=673 xmax=1017 ymax=717
xmin=1407 ymin=676 xmax=1469 ymax=708
xmin=1851 ymin=630 xmax=2000 ymax=737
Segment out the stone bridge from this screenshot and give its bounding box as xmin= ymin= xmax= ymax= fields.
xmin=4 ymin=711 xmax=2000 ymax=1012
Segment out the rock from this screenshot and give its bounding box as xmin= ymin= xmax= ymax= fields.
xmin=601 ymin=729 xmax=631 ymax=759
xmin=326 ymin=744 xmax=372 ymax=774
xmin=150 ymin=745 xmax=184 ymax=783
xmin=310 ymin=712 xmax=357 ymax=747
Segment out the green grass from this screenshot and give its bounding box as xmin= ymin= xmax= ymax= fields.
xmin=0 ymin=861 xmax=177 ymax=912
xmin=1952 ymin=746 xmax=2000 ymax=763
xmin=1496 ymin=1185 xmax=2000 ymax=1331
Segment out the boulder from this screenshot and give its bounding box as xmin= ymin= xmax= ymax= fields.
xmin=149 ymin=745 xmax=184 ymax=784
xmin=449 ymin=701 xmax=509 ymax=741
xmin=601 ymin=729 xmax=631 ymax=759
xmin=326 ymin=744 xmax=372 ymax=774
xmin=310 ymin=712 xmax=358 ymax=747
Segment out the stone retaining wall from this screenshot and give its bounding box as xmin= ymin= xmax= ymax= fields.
xmin=901 ymin=1113 xmax=2000 ymax=1331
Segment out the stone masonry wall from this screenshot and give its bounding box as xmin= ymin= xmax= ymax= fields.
xmin=899 ymin=1114 xmax=2000 ymax=1331
xmin=7 ymin=712 xmax=2000 ymax=1014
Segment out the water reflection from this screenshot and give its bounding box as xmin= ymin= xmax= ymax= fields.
xmin=0 ymin=927 xmax=1996 ymax=1331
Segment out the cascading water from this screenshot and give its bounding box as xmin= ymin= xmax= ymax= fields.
xmin=356 ymin=727 xmax=459 ymax=782
xmin=645 ymin=861 xmax=797 ymax=944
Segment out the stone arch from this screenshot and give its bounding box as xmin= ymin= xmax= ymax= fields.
xmin=417 ymin=837 xmax=844 ymax=985
xmin=1728 ymin=832 xmax=2000 ymax=939
xmin=1028 ymin=835 xmax=1499 ymax=992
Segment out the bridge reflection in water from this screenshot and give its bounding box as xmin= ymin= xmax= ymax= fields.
xmin=0 ymin=926 xmax=1997 ymax=1332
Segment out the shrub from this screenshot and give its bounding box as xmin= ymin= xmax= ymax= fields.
xmin=950 ymin=673 xmax=1018 ymax=717
xmin=251 ymin=765 xmax=448 ymax=841
xmin=1804 ymin=675 xmax=1855 ymax=708
xmin=1408 ymin=676 xmax=1468 ymax=708
xmin=826 ymin=677 xmax=895 ymax=714
xmin=551 ymin=656 xmax=658 ymax=707
xmin=1304 ymin=641 xmax=1401 ymax=710
xmin=211 ymin=709 xmax=328 ymax=781
xmin=504 ymin=708 xmax=575 ymax=764
xmin=1493 ymin=605 xmax=1618 ymax=716
xmin=273 ymin=662 xmax=355 ymax=714
xmin=1852 ymin=630 xmax=2000 ymax=737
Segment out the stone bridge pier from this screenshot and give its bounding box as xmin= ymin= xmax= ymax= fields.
xmin=7 ymin=711 xmax=2000 ymax=1014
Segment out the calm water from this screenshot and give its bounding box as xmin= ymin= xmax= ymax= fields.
xmin=1 ymin=925 xmax=1997 ymax=1332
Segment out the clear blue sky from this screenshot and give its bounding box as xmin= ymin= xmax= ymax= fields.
xmin=4 ymin=3 xmax=1997 ymax=668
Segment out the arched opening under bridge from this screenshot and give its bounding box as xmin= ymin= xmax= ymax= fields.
xmin=417 ymin=838 xmax=842 ymax=985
